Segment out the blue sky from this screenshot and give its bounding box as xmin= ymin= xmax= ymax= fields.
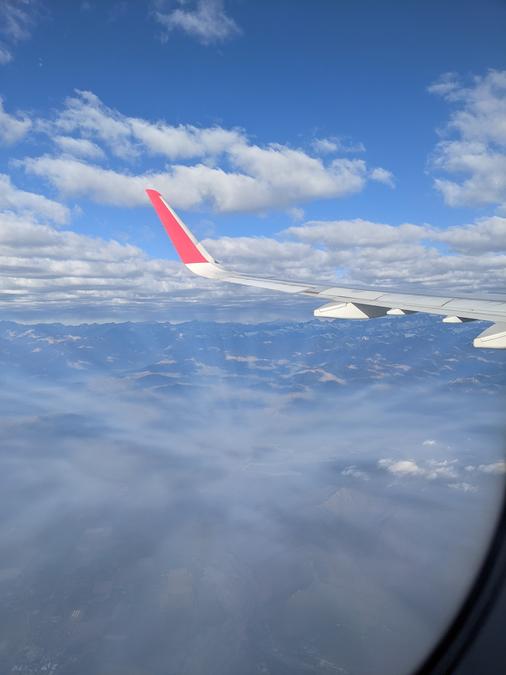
xmin=0 ymin=0 xmax=505 ymax=321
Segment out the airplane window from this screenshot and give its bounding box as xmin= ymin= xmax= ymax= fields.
xmin=0 ymin=2 xmax=504 ymax=675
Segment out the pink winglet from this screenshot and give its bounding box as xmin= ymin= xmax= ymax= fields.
xmin=146 ymin=189 xmax=208 ymax=264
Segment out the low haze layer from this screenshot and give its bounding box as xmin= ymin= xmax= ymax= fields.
xmin=0 ymin=318 xmax=504 ymax=674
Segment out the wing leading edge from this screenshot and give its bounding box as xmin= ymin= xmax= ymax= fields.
xmin=146 ymin=189 xmax=506 ymax=349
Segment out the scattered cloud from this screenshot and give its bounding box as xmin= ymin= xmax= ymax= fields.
xmin=312 ymin=137 xmax=340 ymax=155
xmin=378 ymin=458 xmax=458 ymax=480
xmin=0 ymin=44 xmax=12 ymax=64
xmin=0 ymin=0 xmax=40 ymax=65
xmin=478 ymin=461 xmax=506 ymax=475
xmin=22 ymin=90 xmax=392 ymax=213
xmin=0 ymin=96 xmax=31 ymax=144
xmin=2 ymin=77 xmax=505 ymax=317
xmin=449 ymin=482 xmax=477 ymax=493
xmin=53 ymin=135 xmax=105 ymax=160
xmin=429 ymin=69 xmax=506 ymax=209
xmin=153 ymin=0 xmax=241 ymax=45
xmin=341 ymin=465 xmax=369 ymax=481
xmin=0 ymin=174 xmax=69 ymax=224
xmin=25 ymin=148 xmax=371 ymax=212
xmin=379 ymin=459 xmax=424 ymax=477
xmin=129 ymin=116 xmax=244 ymax=160
xmin=465 ymin=461 xmax=506 ymax=475
xmin=379 ymin=455 xmax=506 ymax=490
xmin=370 ymin=167 xmax=395 ymax=188
xmin=312 ymin=136 xmax=366 ymax=155
xmin=51 ymin=90 xmax=137 ymax=160
xmin=52 ymin=89 xmax=244 ymax=160
xmin=427 ymin=71 xmax=460 ymax=99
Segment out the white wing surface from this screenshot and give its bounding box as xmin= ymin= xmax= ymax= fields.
xmin=146 ymin=189 xmax=506 ymax=349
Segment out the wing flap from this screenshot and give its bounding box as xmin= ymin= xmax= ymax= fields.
xmin=474 ymin=324 xmax=506 ymax=349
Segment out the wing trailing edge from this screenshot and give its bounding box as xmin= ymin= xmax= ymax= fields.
xmin=146 ymin=190 xmax=506 ymax=349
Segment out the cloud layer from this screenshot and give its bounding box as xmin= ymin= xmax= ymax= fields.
xmin=0 ymin=208 xmax=211 ymax=319
xmin=0 ymin=326 xmax=504 ymax=674
xmin=1 ymin=200 xmax=505 ymax=320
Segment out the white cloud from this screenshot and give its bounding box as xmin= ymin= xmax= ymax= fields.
xmin=341 ymin=465 xmax=369 ymax=481
xmin=432 ymin=144 xmax=506 ymax=208
xmin=0 ymin=97 xmax=31 ymax=144
xmin=22 ymin=155 xmax=271 ymax=211
xmin=21 ymin=152 xmax=372 ymax=212
xmin=129 ymin=116 xmax=244 ymax=160
xmin=478 ymin=461 xmax=506 ymax=475
xmin=153 ymin=0 xmax=241 ymax=45
xmin=23 ymin=90 xmax=393 ymax=213
xmin=53 ymin=90 xmax=135 ymax=160
xmin=312 ymin=136 xmax=366 ymax=155
xmin=425 ymin=459 xmax=459 ymax=480
xmin=378 ymin=457 xmax=503 ymax=490
xmin=0 ymin=204 xmax=291 ymax=321
xmin=427 ymin=72 xmax=459 ymax=98
xmin=228 ymin=144 xmax=370 ymax=202
xmin=468 ymin=461 xmax=506 ymax=475
xmin=378 ymin=458 xmax=458 ymax=480
xmin=0 ymin=0 xmax=36 ymax=41
xmin=0 ymin=174 xmax=69 ymax=224
xmin=437 ymin=216 xmax=506 ymax=253
xmin=201 ymin=234 xmax=334 ymax=281
xmin=51 ymin=89 xmax=246 ymax=160
xmin=0 ymin=44 xmax=12 ymax=64
xmin=0 ymin=210 xmax=208 ymax=318
xmin=286 ymin=219 xmax=427 ymax=248
xmin=224 ymin=354 xmax=258 ymax=363
xmin=53 ymin=135 xmax=105 ymax=160
xmin=0 ymin=0 xmax=39 ymax=65
xmin=370 ymin=167 xmax=395 ymax=188
xmin=379 ymin=459 xmax=425 ymax=477
xmin=279 ymin=216 xmax=506 ymax=292
xmin=429 ymin=70 xmax=506 ymax=209
xmin=448 ymin=482 xmax=477 ymax=493
xmin=312 ymin=137 xmax=339 ymax=154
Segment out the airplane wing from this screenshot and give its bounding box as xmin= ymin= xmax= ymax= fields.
xmin=146 ymin=189 xmax=506 ymax=349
